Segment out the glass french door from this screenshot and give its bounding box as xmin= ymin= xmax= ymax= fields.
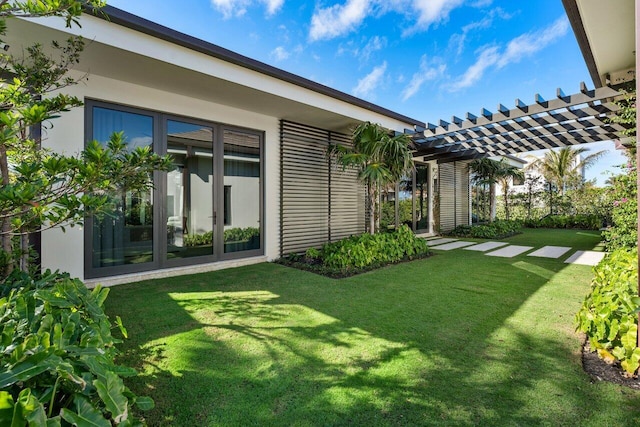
xmin=85 ymin=100 xmax=263 ymax=278
xmin=166 ymin=120 xmax=215 ymax=260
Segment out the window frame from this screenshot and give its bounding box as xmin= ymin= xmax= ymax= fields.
xmin=84 ymin=99 xmax=265 ymax=279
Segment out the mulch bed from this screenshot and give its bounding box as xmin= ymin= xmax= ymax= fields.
xmin=581 ymin=340 xmax=640 ymax=390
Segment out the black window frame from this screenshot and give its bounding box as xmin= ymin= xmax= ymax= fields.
xmin=84 ymin=99 xmax=265 ymax=279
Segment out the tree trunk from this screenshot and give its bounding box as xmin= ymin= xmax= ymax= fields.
xmin=368 ymin=184 xmax=376 ymax=235
xmin=0 ymin=144 xmax=13 ymax=276
xmin=503 ymin=183 xmax=509 ymax=221
xmin=20 ymin=233 xmax=29 ymax=273
xmin=489 ymin=182 xmax=497 ymax=222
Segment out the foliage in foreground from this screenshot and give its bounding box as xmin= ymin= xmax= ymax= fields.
xmin=523 ymin=214 xmax=602 ymax=230
xmin=0 ymin=271 xmax=152 ymax=425
xmin=576 ymin=248 xmax=640 ymax=376
xmin=281 ymin=225 xmax=429 ymax=276
xmin=446 ymin=220 xmax=521 ymax=239
xmin=603 ymin=165 xmax=637 ymax=251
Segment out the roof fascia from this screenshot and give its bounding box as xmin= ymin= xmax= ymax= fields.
xmin=84 ymin=5 xmax=425 ymax=128
xmin=562 ymin=0 xmax=602 ymax=87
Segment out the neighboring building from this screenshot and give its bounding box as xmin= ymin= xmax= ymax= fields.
xmin=8 ymin=6 xmax=436 ymax=285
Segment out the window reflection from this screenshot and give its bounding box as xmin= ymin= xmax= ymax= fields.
xmin=91 ymin=107 xmax=154 ymax=268
xmin=223 ymin=130 xmax=261 ymax=253
xmin=166 ymin=121 xmax=214 ymax=259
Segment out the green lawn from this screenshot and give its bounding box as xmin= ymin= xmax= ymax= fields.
xmin=504 ymin=228 xmax=606 ymax=251
xmin=105 ymin=230 xmax=639 ymax=426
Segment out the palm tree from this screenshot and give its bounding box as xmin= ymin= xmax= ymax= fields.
xmin=527 ymin=147 xmax=606 ymax=196
xmin=329 ymin=122 xmax=414 ymax=234
xmin=497 ymin=165 xmax=524 ymax=221
xmin=527 ymin=147 xmax=606 ymax=215
xmin=468 ymin=158 xmax=520 ymax=222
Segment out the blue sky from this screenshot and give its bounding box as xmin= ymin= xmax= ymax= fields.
xmin=107 ymin=0 xmax=627 ymax=185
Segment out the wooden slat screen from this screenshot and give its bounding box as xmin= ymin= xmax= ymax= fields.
xmin=280 ymin=120 xmax=365 ymax=255
xmin=438 ymin=162 xmax=456 ymax=232
xmin=455 ymin=160 xmax=471 ymax=227
xmin=438 ymin=160 xmax=471 ymax=232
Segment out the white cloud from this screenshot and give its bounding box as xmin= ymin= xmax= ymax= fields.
xmin=263 ymin=0 xmax=285 ymax=15
xmin=309 ymin=0 xmax=472 ymax=41
xmin=270 ymin=46 xmax=290 ymax=61
xmin=449 ymin=7 xmax=511 ymax=56
xmin=309 ymin=0 xmax=371 ymax=41
xmin=401 ymin=56 xmax=446 ymax=101
xmin=353 ymin=62 xmax=387 ymax=98
xmin=361 ymin=35 xmax=387 ymax=61
xmin=210 ymin=0 xmax=284 ymax=19
xmin=337 ymin=36 xmax=387 ymax=61
xmin=450 ymin=45 xmax=500 ymax=91
xmin=450 ymin=16 xmax=569 ymax=91
xmin=496 ymin=16 xmax=569 ymax=68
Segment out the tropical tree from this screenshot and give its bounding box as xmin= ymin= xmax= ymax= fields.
xmin=0 ymin=2 xmax=171 ymax=424
xmin=329 ymin=122 xmax=414 ymax=234
xmin=527 ymin=147 xmax=606 ymax=197
xmin=497 ymin=165 xmax=524 ymax=221
xmin=0 ymin=0 xmax=172 ymax=277
xmin=468 ymin=158 xmax=521 ymax=222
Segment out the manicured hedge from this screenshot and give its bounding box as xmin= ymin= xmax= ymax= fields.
xmin=446 ymin=220 xmax=521 ymax=239
xmin=524 ymin=214 xmax=602 ymax=230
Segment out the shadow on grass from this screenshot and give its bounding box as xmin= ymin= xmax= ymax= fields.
xmin=105 ymin=252 xmax=640 ymax=425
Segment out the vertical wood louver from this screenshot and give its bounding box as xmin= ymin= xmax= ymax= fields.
xmin=280 ymin=120 xmax=365 ymax=256
xmin=438 ymin=160 xmax=471 ymax=232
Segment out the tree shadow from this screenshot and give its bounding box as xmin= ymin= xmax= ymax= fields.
xmin=106 ymin=253 xmax=640 ymax=425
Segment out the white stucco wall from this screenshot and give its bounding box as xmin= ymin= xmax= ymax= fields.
xmin=40 ymin=72 xmax=280 ymax=280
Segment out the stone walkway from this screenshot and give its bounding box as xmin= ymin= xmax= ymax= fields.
xmin=425 ymin=237 xmax=605 ymax=266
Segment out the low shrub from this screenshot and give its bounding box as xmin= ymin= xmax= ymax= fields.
xmin=279 ymin=225 xmax=429 ymax=276
xmin=321 ymin=225 xmax=428 ymax=270
xmin=447 ymin=220 xmax=521 ymax=239
xmin=524 ymin=214 xmax=602 ymax=230
xmin=0 ymin=271 xmax=152 ymax=425
xmin=183 ymin=227 xmax=260 ymax=247
xmin=575 ymin=248 xmax=640 ymax=376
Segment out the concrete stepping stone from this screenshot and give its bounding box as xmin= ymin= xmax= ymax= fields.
xmin=564 ymin=251 xmax=606 ymax=266
xmin=463 ymin=241 xmax=508 ymax=252
xmin=427 ymin=238 xmax=458 ymax=246
xmin=527 ymin=246 xmax=571 ymax=259
xmin=431 ymin=241 xmax=476 ymax=251
xmin=486 ymin=245 xmax=534 ymax=258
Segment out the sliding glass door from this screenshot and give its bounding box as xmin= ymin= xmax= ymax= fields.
xmin=85 ymin=101 xmax=263 ymax=279
xmin=166 ymin=120 xmax=215 ymax=260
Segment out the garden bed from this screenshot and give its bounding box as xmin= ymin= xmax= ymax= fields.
xmin=276 ymin=251 xmax=432 ymax=278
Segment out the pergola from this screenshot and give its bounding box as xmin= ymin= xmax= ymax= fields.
xmin=404 ymin=84 xmax=626 ymax=162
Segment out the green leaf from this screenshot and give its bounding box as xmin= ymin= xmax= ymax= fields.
xmin=0 ymin=351 xmax=53 ymax=388
xmin=60 ymin=396 xmax=110 ymax=427
xmin=133 ymin=396 xmax=154 ymax=411
xmin=0 ymin=391 xmax=15 ymax=425
xmin=94 ymin=371 xmax=128 ymax=423
xmin=21 ymin=389 xmax=47 ymax=426
xmin=46 ymin=417 xmax=62 ymax=427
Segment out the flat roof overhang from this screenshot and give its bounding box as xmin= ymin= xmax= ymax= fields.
xmin=563 ymin=0 xmax=636 ymax=88
xmin=8 ymin=7 xmax=424 ymax=134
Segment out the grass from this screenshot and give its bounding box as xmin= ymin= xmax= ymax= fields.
xmin=504 ymin=228 xmax=605 ymax=251
xmin=104 ymin=229 xmax=639 ymax=426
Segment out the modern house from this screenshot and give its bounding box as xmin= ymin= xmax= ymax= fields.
xmin=8 ymin=6 xmax=435 ymax=286
xmin=8 ymin=1 xmax=635 ymax=286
